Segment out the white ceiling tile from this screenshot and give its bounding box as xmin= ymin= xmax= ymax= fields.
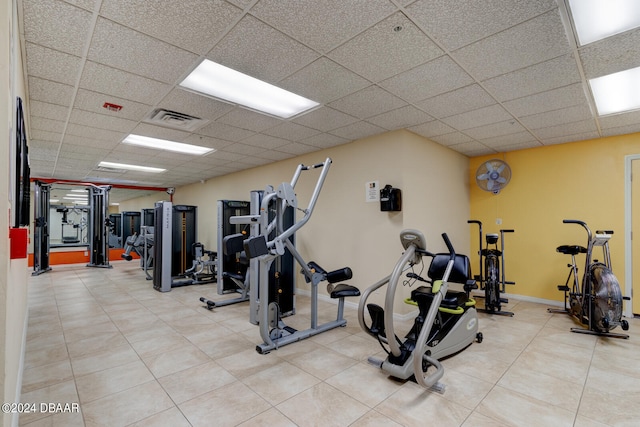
xmin=250 ymin=0 xmax=397 ymax=53
xmin=25 ymin=43 xmax=82 ymax=86
xmin=22 ymin=0 xmax=93 ymax=56
xmin=241 ymin=134 xmax=289 ymax=149
xmin=19 ymin=0 xmax=640 ymax=186
xmin=599 ymin=110 xmax=640 ymax=131
xmin=30 ymin=117 xmax=66 ymax=134
xmin=441 ymin=105 xmax=514 ymax=131
xmin=534 ymin=119 xmax=598 ymax=140
xmin=201 ymin=150 xmax=244 ymax=163
xmin=196 ymin=121 xmax=255 ymax=142
xmin=416 ymin=84 xmax=496 ymax=119
xmin=406 ymin=0 xmax=557 ymax=51
xmin=429 ymin=132 xmax=474 ymax=146
xmin=88 ymin=18 xmax=198 ymax=84
xmin=64 ymin=123 xmax=125 ymax=146
xmin=279 ymin=58 xmax=370 ymax=104
xmin=262 ymin=122 xmax=321 ymax=142
xmin=220 ymin=143 xmax=267 ymax=156
xmin=463 ymin=120 xmax=527 ymax=140
xmin=579 ymin=28 xmax=640 ymax=79
xmin=29 ymin=100 xmax=69 ymax=121
xmin=541 ymin=131 xmax=600 ymax=146
xmin=216 ymin=108 xmax=282 ymax=132
xmin=328 ymin=86 xmax=406 ymax=119
xmin=328 ymin=12 xmax=443 ymax=82
xmin=452 ymin=10 xmax=570 ymax=80
xmin=482 ymin=54 xmax=581 ymax=101
xmin=329 ymin=121 xmax=386 ymax=141
xmin=255 ymin=150 xmax=296 ymax=162
xmin=380 ymin=55 xmax=473 ymax=103
xmin=59 ymin=144 xmax=110 ymax=158
xmin=601 ymin=123 xmax=640 ymax=138
xmin=292 ymin=107 xmax=359 ymax=132
xmin=62 ymin=0 xmax=96 ymax=12
xmin=30 ymin=129 xmax=62 ymax=143
xmin=300 ymin=133 xmax=350 ymax=149
xmin=448 ymin=141 xmax=495 ymax=156
xmin=368 ymin=105 xmax=433 ymax=130
xmin=208 ymin=15 xmax=319 ymax=84
xmin=29 ymin=144 xmax=59 ymax=161
xmin=74 ymin=89 xmax=151 ymax=121
xmin=79 ymin=61 xmax=172 ymax=105
xmin=99 ymin=0 xmax=243 ymax=55
xmin=28 ymin=77 xmax=75 ymax=107
xmin=519 ymin=104 xmax=592 ymax=130
xmin=502 ymin=83 xmax=586 ymax=117
xmin=408 ymin=121 xmax=456 ymax=138
xmin=69 ymin=109 xmax=138 ymax=133
xmin=491 ymin=141 xmax=542 ymax=152
xmin=275 ymin=142 xmax=319 ymax=156
xmin=479 ymin=131 xmax=539 ymax=149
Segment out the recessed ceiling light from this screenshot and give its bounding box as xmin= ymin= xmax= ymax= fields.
xmin=568 ymin=0 xmax=640 ymax=45
xmin=98 ymin=161 xmax=166 ymax=173
xmin=122 ymin=134 xmax=213 ymax=155
xmin=179 ymin=59 xmax=320 ymax=119
xmin=589 ymin=66 xmax=640 ymax=116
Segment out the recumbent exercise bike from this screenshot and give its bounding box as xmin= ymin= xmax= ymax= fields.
xmin=359 ymin=229 xmax=482 ymax=391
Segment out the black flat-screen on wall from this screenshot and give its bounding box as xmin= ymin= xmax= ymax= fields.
xmin=15 ymin=96 xmax=30 ymax=228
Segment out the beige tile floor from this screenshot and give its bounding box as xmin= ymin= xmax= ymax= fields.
xmin=19 ymin=261 xmax=640 ymax=427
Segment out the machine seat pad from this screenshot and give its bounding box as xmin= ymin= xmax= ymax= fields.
xmin=223 ymin=271 xmax=245 ymax=281
xmin=556 ymin=245 xmax=587 ymax=255
xmin=411 ymin=286 xmax=467 ymax=309
xmin=330 ymin=284 xmax=360 ymax=299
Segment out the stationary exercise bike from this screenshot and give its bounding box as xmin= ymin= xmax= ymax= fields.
xmin=548 ymin=220 xmax=629 ymax=338
xmin=359 ymin=229 xmax=481 ymax=391
xmin=468 ymin=220 xmax=515 ymax=316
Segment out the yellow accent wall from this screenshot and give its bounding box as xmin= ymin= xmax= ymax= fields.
xmin=470 ymin=132 xmax=640 ymax=302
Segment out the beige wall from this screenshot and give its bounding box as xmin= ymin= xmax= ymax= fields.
xmin=121 ymin=129 xmax=471 ymax=314
xmin=2 ymin=1 xmax=30 ymax=425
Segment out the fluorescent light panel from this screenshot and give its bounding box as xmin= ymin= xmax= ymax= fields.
xmin=123 ymin=134 xmax=213 ymax=155
xmin=589 ymin=66 xmax=640 ymax=116
xmin=180 ymin=59 xmax=319 ymax=119
xmin=569 ymin=0 xmax=640 ymax=45
xmin=99 ymin=161 xmax=166 ymax=173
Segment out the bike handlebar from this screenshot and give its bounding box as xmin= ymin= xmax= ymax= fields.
xmin=467 ymin=220 xmax=481 ymax=225
xmin=501 ymin=229 xmax=514 ymax=233
xmin=441 ymin=233 xmax=456 ymax=259
xmin=563 ymin=219 xmax=586 ymax=226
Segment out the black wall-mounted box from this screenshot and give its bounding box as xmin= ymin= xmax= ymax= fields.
xmin=380 ymin=185 xmax=401 ymax=211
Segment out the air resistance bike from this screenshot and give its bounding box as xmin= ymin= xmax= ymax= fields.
xmin=548 ymin=220 xmax=629 ymax=338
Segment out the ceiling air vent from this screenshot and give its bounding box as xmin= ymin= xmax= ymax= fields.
xmin=144 ymin=108 xmax=209 ymax=131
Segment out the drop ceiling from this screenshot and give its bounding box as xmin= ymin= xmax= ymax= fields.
xmin=18 ymin=0 xmax=640 ymax=203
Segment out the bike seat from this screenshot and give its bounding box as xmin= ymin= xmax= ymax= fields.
xmin=556 ymin=245 xmax=587 ymax=255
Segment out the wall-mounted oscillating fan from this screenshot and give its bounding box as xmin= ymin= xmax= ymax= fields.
xmin=476 ymin=159 xmax=511 ymax=194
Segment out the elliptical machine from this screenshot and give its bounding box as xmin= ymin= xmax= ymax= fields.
xmin=358 ymin=230 xmax=481 ymax=391
xmin=548 ymin=220 xmax=629 ymax=338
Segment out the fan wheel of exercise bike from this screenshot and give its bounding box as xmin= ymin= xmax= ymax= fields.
xmin=476 ymin=159 xmax=511 ymax=194
xmin=589 ymin=264 xmax=623 ymax=332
